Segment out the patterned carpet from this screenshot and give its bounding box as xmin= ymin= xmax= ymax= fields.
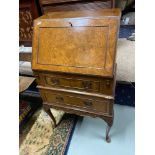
xmin=20 ymin=109 xmax=77 ymax=155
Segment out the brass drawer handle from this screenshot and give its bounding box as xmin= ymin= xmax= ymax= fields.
xmin=106 ymin=80 xmax=111 ymax=88
xmin=83 ymin=101 xmax=92 ymax=107
xmin=55 ymin=96 xmax=64 ymax=102
xmin=51 ymin=79 xmax=60 ymax=85
xmin=82 ymin=81 xmax=92 ymax=90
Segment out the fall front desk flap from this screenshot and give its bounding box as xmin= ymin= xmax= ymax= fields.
xmin=32 ymin=9 xmax=121 ymax=77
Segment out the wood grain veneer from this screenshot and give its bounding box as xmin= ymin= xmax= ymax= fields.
xmin=32 ymin=9 xmax=120 ymax=77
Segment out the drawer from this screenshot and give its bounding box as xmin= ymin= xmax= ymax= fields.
xmin=45 ymin=75 xmax=100 ymax=92
xmin=39 ymin=87 xmax=113 ymax=114
xmin=36 ymin=72 xmax=115 ymax=95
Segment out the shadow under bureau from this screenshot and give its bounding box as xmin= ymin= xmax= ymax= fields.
xmin=32 ymin=9 xmax=121 ymax=143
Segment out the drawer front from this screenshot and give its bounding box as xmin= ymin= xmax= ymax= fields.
xmin=35 ymin=72 xmax=114 ymax=95
xmin=45 ymin=75 xmax=100 ymax=92
xmin=41 ymin=89 xmax=112 ymax=114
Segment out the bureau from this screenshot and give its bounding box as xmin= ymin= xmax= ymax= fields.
xmin=32 ymin=9 xmax=121 ymax=142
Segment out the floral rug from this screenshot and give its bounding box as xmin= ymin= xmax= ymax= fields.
xmin=20 ymin=109 xmax=77 ymax=155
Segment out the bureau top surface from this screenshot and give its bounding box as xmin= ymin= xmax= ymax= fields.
xmin=35 ymin=9 xmax=121 ymax=20
xmin=32 ymin=9 xmax=121 ymax=77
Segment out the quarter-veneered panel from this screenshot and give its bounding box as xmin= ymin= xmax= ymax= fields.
xmin=37 ymin=26 xmax=108 ymax=69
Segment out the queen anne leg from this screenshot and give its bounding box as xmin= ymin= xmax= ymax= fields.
xmin=43 ymin=104 xmax=57 ymax=127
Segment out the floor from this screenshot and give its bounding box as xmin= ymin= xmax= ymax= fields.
xmin=67 ymin=104 xmax=135 ymax=155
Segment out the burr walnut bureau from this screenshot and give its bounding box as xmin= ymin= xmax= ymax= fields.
xmin=32 ymin=9 xmax=121 ymax=142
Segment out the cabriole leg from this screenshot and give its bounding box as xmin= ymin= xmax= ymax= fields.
xmin=43 ymin=104 xmax=57 ymax=127
xmin=101 ymin=114 xmax=114 ymax=143
xmin=106 ymin=125 xmax=112 ymax=143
